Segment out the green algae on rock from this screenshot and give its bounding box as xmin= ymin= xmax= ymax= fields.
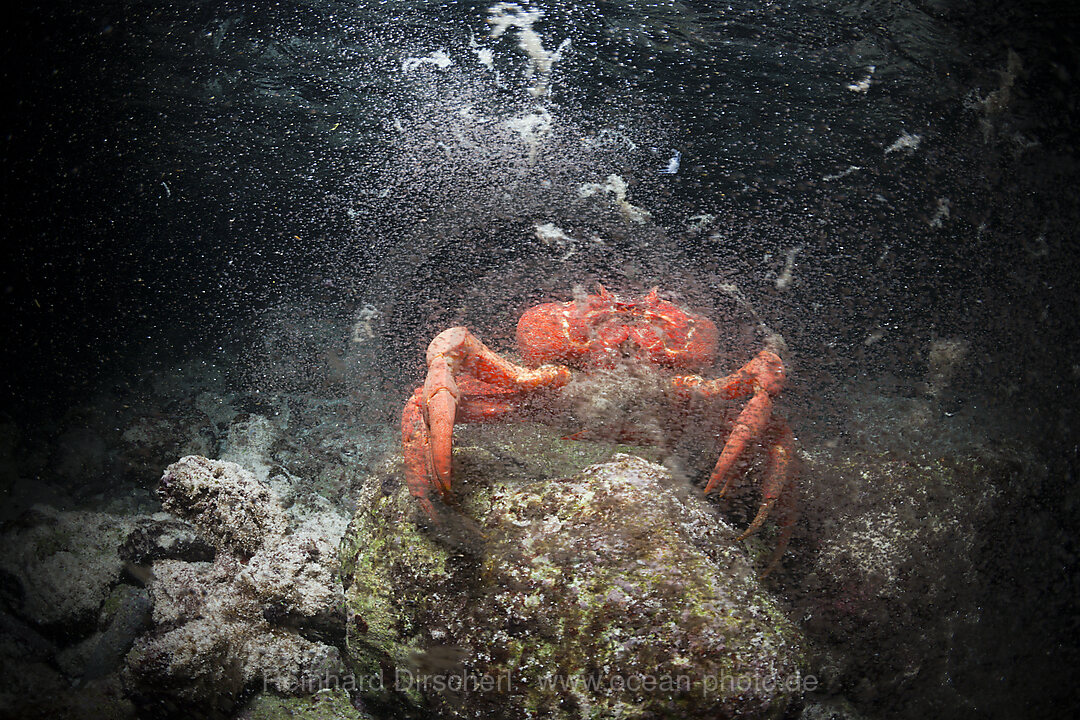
xmin=238 ymin=687 xmax=376 ymax=720
xmin=341 ymin=443 xmax=807 ymax=719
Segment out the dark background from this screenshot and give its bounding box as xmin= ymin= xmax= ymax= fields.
xmin=3 ymin=0 xmax=1078 ymax=429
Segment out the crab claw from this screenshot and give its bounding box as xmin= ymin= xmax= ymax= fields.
xmin=401 ymin=388 xmax=441 ymax=518
xmin=423 ymin=354 xmax=459 ymax=496
xmin=402 ymin=326 xmax=573 ymax=520
xmin=401 ymin=343 xmax=462 ymax=519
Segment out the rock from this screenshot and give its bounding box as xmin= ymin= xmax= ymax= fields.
xmin=805 ymin=453 xmax=1000 ymax=603
xmin=0 ymin=611 xmax=55 ymax=664
xmin=246 ymin=300 xmax=352 ymax=394
xmin=799 ymin=696 xmax=870 ymax=720
xmin=286 ymin=491 xmax=352 ymax=547
xmin=221 ymin=414 xmax=281 ymax=485
xmin=241 ymin=532 xmax=344 ymax=627
xmin=56 ymin=585 xmax=152 ymax=681
xmin=238 ymin=687 xmax=376 ymax=720
xmin=122 ymin=456 xmax=348 ymax=714
xmin=0 ymin=611 xmax=63 ymax=711
xmin=118 ymin=414 xmax=216 ymax=486
xmin=0 ymin=510 xmax=152 ymax=713
xmin=341 ymin=449 xmax=807 ymax=719
xmin=158 ymin=455 xmax=287 ymax=555
xmin=0 ymin=506 xmax=136 ymax=627
xmin=119 ymin=513 xmax=215 ymax=565
xmin=0 ymin=675 xmax=137 ymax=720
xmin=52 ymin=428 xmax=109 ymax=485
xmin=0 ymin=660 xmax=68 ymax=715
xmin=123 ymin=615 xmax=245 ymax=711
xmin=122 ymin=552 xmax=345 ymax=711
xmin=789 ymin=446 xmax=1068 ymax=719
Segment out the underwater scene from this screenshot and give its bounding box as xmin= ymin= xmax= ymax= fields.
xmin=1 ymin=0 xmax=1078 ymax=718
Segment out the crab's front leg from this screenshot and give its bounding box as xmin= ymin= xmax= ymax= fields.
xmin=673 ymin=350 xmax=792 ymax=535
xmin=402 ymin=327 xmax=571 ymax=518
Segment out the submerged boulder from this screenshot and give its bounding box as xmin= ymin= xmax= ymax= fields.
xmin=789 ymin=446 xmax=1071 ymax=719
xmin=238 ymin=686 xmax=377 ymax=720
xmin=341 ymin=445 xmax=807 ymax=719
xmin=123 ymin=554 xmax=344 ymax=708
xmin=157 ymin=454 xmax=287 ymax=555
xmin=122 ymin=456 xmax=347 ymax=714
xmin=0 ymin=506 xmax=137 ymax=628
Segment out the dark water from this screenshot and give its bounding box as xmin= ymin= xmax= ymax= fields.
xmin=4 ymin=1 xmax=1077 ymax=427
xmin=2 ymin=0 xmax=1078 ymax=716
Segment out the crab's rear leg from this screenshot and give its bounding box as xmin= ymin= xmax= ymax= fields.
xmin=759 ymin=430 xmax=798 ymax=576
xmin=674 ymin=350 xmax=792 ymax=542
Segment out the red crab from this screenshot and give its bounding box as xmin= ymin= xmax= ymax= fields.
xmin=401 ymin=287 xmax=797 ymax=560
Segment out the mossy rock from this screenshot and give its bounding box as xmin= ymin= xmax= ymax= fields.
xmin=340 ymin=429 xmax=806 ymax=720
xmin=239 ymin=688 xmax=375 ymax=720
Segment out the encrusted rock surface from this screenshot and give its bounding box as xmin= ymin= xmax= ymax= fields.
xmin=787 ymin=446 xmax=1066 ymax=719
xmin=119 ymin=512 xmax=215 ymax=565
xmin=157 ymin=455 xmax=288 ymax=555
xmin=122 ymin=455 xmax=347 ymax=714
xmin=341 ymin=449 xmax=807 ymax=719
xmin=241 ymin=532 xmax=342 ymax=622
xmin=0 ymin=508 xmax=152 ymax=716
xmin=238 ymin=687 xmax=377 ymax=720
xmin=123 ymin=555 xmax=342 ymax=705
xmin=0 ymin=506 xmax=136 ymax=627
xmin=0 ymin=676 xmax=137 ymax=720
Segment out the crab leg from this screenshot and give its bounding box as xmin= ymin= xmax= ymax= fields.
xmin=737 ymin=423 xmax=795 ymax=540
xmin=402 ymin=327 xmax=571 ymax=516
xmin=423 ymin=351 xmax=461 ymax=492
xmin=671 ymin=349 xmax=794 ymax=544
xmin=703 ymin=389 xmax=773 ymax=496
xmin=402 ymin=389 xmax=439 ymax=517
xmin=760 ymin=433 xmax=798 ymax=577
xmin=402 ymin=386 xmax=531 ymax=515
xmin=673 ymin=349 xmax=785 ymax=497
